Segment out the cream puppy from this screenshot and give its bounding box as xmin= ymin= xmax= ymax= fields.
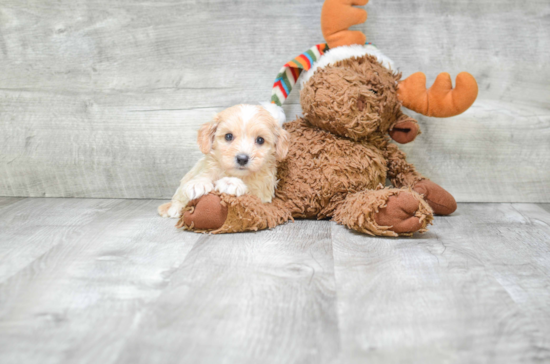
xmin=158 ymin=103 xmax=289 ymax=218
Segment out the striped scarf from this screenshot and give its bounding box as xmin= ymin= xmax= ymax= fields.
xmin=271 ymin=43 xmax=329 ymax=106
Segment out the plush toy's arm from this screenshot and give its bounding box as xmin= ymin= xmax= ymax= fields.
xmin=383 ymin=143 xmax=457 ymax=215
xmin=384 ymin=142 xmax=425 ymax=188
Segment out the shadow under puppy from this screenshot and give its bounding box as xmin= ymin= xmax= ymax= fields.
xmin=158 ymin=103 xmax=289 ymax=220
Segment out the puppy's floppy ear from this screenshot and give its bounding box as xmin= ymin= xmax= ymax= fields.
xmin=259 ymin=102 xmax=289 ymax=160
xmin=275 ymin=127 xmax=291 ymax=161
xmin=389 ymin=114 xmax=420 ymax=144
xmin=197 ymin=114 xmax=221 ymax=154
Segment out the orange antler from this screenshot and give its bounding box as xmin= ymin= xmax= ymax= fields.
xmin=398 ymin=72 xmax=478 ymax=117
xmin=321 ymin=0 xmax=369 ymax=49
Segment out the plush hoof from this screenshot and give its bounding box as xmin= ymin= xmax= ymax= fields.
xmin=374 ymin=192 xmax=424 ymax=234
xmin=413 ymin=180 xmax=457 ymax=215
xmin=177 ymin=193 xmax=228 ymax=231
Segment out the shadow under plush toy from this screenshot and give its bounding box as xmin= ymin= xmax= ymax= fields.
xmin=173 ymin=0 xmax=478 ymax=236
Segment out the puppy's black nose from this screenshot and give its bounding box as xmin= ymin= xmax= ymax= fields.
xmin=236 ymin=154 xmax=249 ymax=166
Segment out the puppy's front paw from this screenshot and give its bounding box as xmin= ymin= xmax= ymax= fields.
xmin=184 ymin=179 xmax=214 ymax=200
xmin=167 ymin=200 xmax=184 ymax=219
xmin=215 ymin=177 xmax=248 ymax=197
xmin=158 ymin=202 xmax=172 ymax=217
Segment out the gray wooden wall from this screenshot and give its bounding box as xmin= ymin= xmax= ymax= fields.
xmin=1 ymin=0 xmax=549 ymax=202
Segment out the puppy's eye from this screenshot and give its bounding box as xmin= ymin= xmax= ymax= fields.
xmin=225 ymin=133 xmax=233 ymax=141
xmin=369 ymin=89 xmax=378 ymax=95
xmin=256 ymin=137 xmax=265 ymax=145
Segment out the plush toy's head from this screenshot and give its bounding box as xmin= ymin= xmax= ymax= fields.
xmin=300 ymin=54 xmax=406 ymax=141
xmin=270 ymin=0 xmax=478 ymax=144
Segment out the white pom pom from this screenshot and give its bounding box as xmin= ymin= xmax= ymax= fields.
xmin=260 ymin=102 xmax=286 ymax=126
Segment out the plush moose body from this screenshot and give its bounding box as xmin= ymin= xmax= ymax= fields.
xmin=167 ymin=0 xmax=478 ymax=236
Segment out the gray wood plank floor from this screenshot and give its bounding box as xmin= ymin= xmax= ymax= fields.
xmin=0 ymin=198 xmax=549 ymax=364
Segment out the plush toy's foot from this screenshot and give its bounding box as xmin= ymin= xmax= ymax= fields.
xmin=176 ymin=194 xmax=228 ymax=231
xmin=374 ymin=192 xmax=426 ymax=233
xmin=333 ymin=188 xmax=433 ymax=237
xmin=176 ymin=193 xmax=292 ymax=234
xmin=413 ymin=180 xmax=457 ymax=215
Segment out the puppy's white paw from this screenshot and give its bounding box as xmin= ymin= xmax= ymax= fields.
xmin=215 ymin=177 xmax=248 ymax=196
xmin=166 ymin=200 xmax=184 ymax=219
xmin=183 ymin=179 xmax=214 ymax=200
xmin=158 ymin=202 xmax=172 ymax=217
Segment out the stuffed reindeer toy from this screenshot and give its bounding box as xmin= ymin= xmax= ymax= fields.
xmin=173 ymin=0 xmax=478 ymax=236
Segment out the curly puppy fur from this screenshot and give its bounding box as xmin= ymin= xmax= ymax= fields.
xmin=181 ymin=55 xmax=458 ymax=236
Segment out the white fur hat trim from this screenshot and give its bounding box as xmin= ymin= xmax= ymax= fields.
xmin=260 ymin=102 xmax=286 ymax=126
xmin=300 ymin=44 xmax=396 ymax=86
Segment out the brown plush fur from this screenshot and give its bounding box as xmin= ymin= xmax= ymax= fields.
xmin=178 ymin=55 xmax=458 ymax=236
xmin=300 ymin=55 xmax=403 ymax=140
xmin=333 ymin=187 xmax=433 ymax=237
xmin=178 ymin=192 xmax=292 ymax=234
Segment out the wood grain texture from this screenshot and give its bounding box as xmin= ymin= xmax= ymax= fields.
xmin=0 ymin=0 xmax=549 ymax=201
xmin=116 ymin=219 xmax=338 ymax=364
xmin=402 ymin=101 xmax=550 ymax=202
xmin=0 ymin=199 xmax=339 ymax=364
xmin=0 ymin=198 xmax=202 ymax=364
xmin=0 ymin=197 xmax=24 ymax=210
xmin=331 ymin=203 xmax=550 ymax=363
xmin=0 ymin=198 xmax=550 ymax=363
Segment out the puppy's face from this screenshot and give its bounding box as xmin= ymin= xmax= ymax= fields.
xmin=197 ymin=105 xmax=290 ymax=177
